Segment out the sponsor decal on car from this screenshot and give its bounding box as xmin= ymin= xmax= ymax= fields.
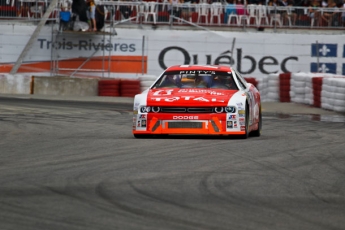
xmin=240 ymin=126 xmax=246 ymax=131
xmin=139 ymin=114 xmax=146 ymax=119
xmin=227 ymin=120 xmax=233 ymax=128
xmin=141 ymin=120 xmax=147 ymax=127
xmin=228 ymin=115 xmax=236 ymax=120
xmin=234 ymin=121 xmax=238 ymax=128
xmin=153 ymin=89 xmax=225 ymax=95
xmin=179 ymin=70 xmax=216 ymax=74
xmin=239 ymin=117 xmax=245 ymax=121
xmin=137 ymin=119 xmax=147 ymax=127
xmin=178 ymin=89 xmax=225 ymax=95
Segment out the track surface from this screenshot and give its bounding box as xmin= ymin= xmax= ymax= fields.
xmin=0 ymin=97 xmax=345 ymax=230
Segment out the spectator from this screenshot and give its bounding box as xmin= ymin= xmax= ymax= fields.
xmin=294 ymin=0 xmax=309 ymax=25
xmin=59 ymin=4 xmax=72 ymax=31
xmin=280 ymin=0 xmax=297 ymax=25
xmin=268 ymin=0 xmax=282 ymax=24
xmin=181 ymin=0 xmax=198 ymax=22
xmin=168 ymin=0 xmax=182 ymax=21
xmin=308 ymin=0 xmax=321 ymax=26
xmin=320 ymin=0 xmax=337 ymax=26
xmin=119 ymin=0 xmax=134 ymax=20
xmin=86 ymin=0 xmax=97 ymax=31
xmin=224 ymin=0 xmax=237 ymax=24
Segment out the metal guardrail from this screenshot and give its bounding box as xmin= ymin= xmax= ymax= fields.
xmin=1 ymin=1 xmax=344 ymax=29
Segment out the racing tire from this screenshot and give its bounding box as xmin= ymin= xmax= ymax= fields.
xmin=251 ymin=108 xmax=262 ymax=137
xmin=240 ymin=103 xmax=249 ymax=139
xmin=98 ymin=79 xmax=120 ymax=85
xmin=120 ymin=79 xmax=141 ymax=87
xmin=98 ymin=85 xmax=119 ymax=90
xmin=99 ymin=91 xmax=120 ymax=96
xmin=134 ymin=134 xmax=152 ymax=138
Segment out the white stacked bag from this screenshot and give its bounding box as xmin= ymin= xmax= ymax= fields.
xmin=290 ymin=72 xmax=309 ymax=104
xmin=260 ymin=73 xmax=279 ymax=102
xmin=321 ymin=77 xmax=345 ymax=112
xmin=138 ymin=74 xmax=158 ymax=92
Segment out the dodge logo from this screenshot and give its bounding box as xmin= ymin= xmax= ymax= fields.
xmin=173 ymin=116 xmax=199 ymax=120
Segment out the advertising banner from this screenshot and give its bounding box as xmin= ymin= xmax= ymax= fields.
xmin=1 ymin=25 xmax=344 ymax=78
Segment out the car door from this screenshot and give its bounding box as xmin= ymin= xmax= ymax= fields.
xmin=233 ymin=69 xmax=255 ymax=126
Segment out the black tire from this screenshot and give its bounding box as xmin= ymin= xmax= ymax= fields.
xmin=240 ymin=103 xmax=249 ymax=139
xmin=251 ymin=108 xmax=262 ymax=137
xmin=134 ymin=134 xmax=151 ymax=138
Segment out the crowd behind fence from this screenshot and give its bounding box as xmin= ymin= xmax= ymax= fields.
xmin=0 ymin=0 xmax=344 ymax=29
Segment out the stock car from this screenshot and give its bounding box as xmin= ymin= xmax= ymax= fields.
xmin=132 ymin=65 xmax=262 ymax=138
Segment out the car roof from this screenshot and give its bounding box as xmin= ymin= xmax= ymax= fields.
xmin=165 ymin=65 xmax=233 ymax=72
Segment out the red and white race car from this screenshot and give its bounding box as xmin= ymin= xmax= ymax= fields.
xmin=133 ymin=65 xmax=261 ymax=138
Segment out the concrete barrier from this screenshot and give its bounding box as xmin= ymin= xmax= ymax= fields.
xmin=0 ymin=74 xmax=31 ymax=94
xmin=33 ymin=76 xmax=98 ymax=96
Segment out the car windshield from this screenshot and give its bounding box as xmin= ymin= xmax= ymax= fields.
xmin=152 ymin=71 xmax=238 ymax=90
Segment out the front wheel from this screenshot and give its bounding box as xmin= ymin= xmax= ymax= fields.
xmin=134 ymin=134 xmax=152 ymax=138
xmin=251 ymin=109 xmax=262 ymax=137
xmin=240 ymin=103 xmax=249 ymax=139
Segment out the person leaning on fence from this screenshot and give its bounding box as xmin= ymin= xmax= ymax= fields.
xmin=168 ymin=0 xmax=182 ymax=21
xmin=308 ymin=0 xmax=321 ymax=26
xmin=320 ymin=0 xmax=338 ymax=26
xmin=280 ymin=0 xmax=297 ymax=25
xmin=86 ymin=0 xmax=97 ymax=31
xmin=181 ymin=0 xmax=197 ymax=22
xmin=119 ymin=0 xmax=133 ymax=20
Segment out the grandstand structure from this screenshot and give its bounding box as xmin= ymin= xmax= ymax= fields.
xmin=0 ymin=0 xmax=344 ymax=29
xmin=0 ymin=0 xmax=344 ymax=77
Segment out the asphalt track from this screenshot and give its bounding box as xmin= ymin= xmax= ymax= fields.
xmin=0 ymin=96 xmax=345 ymax=230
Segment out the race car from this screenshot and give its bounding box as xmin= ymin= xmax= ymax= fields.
xmin=133 ymin=65 xmax=261 ymax=138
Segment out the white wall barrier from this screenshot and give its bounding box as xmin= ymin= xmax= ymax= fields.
xmin=0 ymin=74 xmax=32 ymax=94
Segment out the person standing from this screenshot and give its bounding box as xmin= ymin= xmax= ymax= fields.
xmin=86 ymin=0 xmax=97 ymax=31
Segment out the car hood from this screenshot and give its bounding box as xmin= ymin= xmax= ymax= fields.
xmin=146 ymin=88 xmax=239 ymax=107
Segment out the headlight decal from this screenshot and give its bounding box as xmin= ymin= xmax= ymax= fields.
xmin=140 ymin=106 xmax=151 ymax=113
xmin=225 ymin=106 xmax=236 ymax=113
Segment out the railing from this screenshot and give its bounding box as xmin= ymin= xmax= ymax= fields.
xmin=1 ymin=0 xmax=344 ymax=29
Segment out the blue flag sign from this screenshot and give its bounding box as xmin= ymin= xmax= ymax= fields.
xmin=310 ymin=63 xmax=336 ymax=74
xmin=311 ymin=44 xmax=337 ymax=57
